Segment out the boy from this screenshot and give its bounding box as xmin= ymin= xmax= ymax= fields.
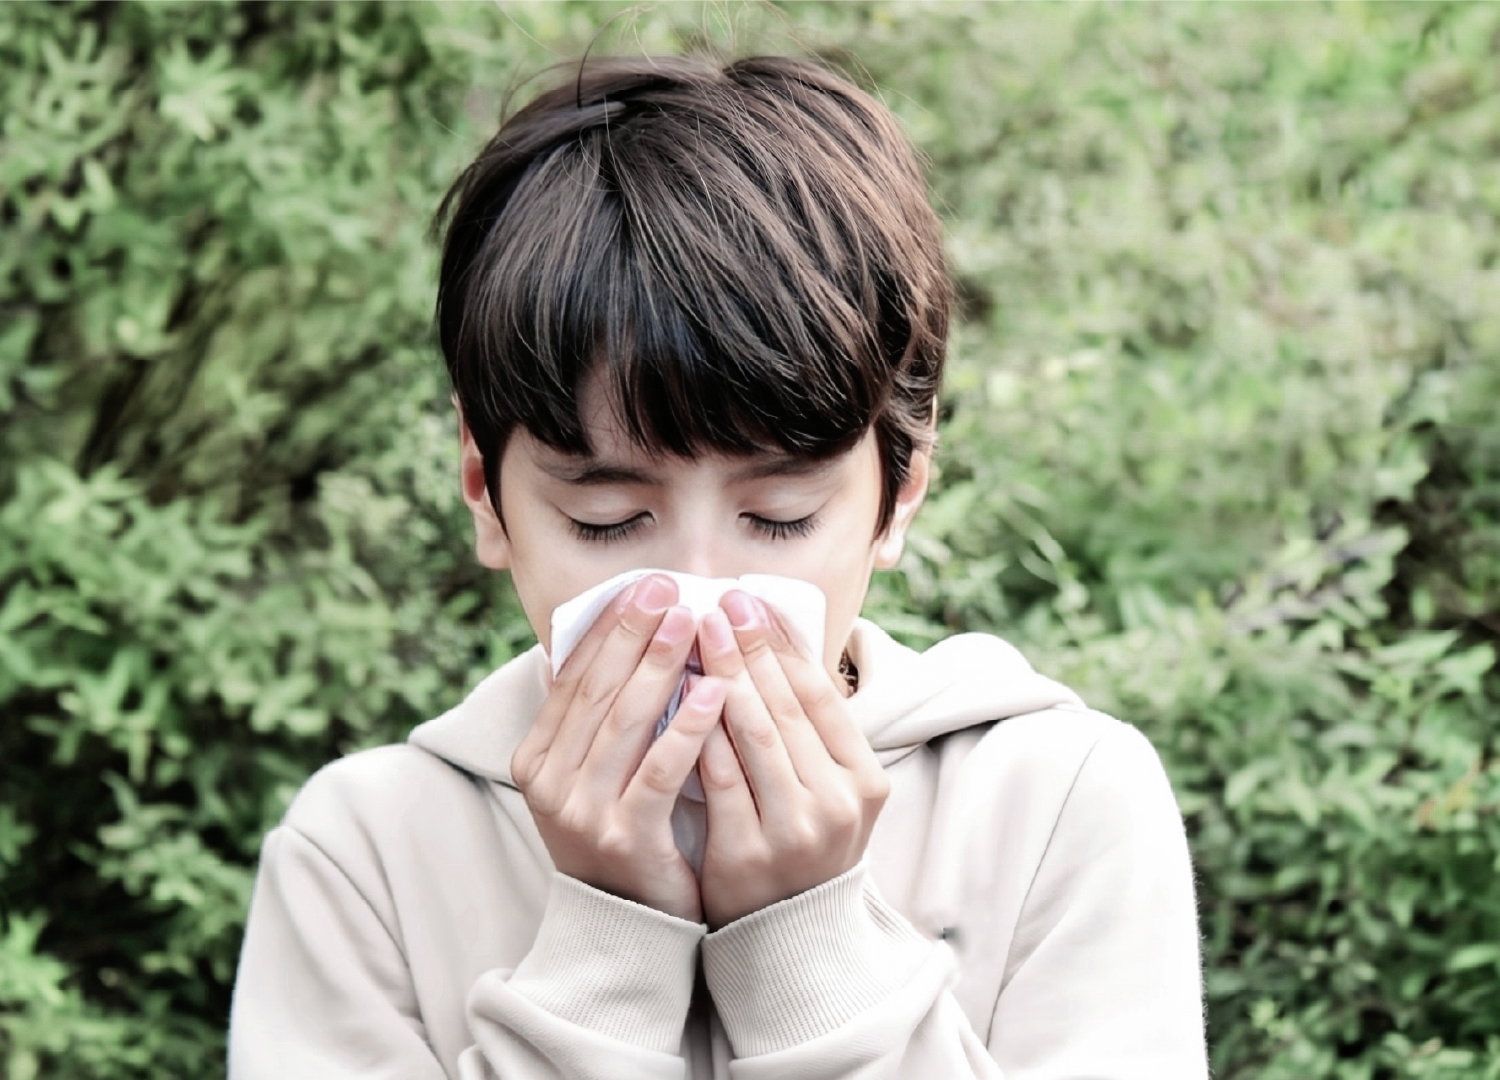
xmin=229 ymin=56 xmax=1207 ymax=1078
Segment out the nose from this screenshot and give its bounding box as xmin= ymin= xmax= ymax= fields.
xmin=668 ymin=548 xmax=728 ymax=581
xmin=659 ymin=519 xmax=733 ymax=581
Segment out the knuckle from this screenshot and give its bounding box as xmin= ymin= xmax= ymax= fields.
xmin=803 ymin=677 xmax=843 ymax=714
xmin=510 ymin=749 xmax=537 ymax=788
xmin=525 ymin=783 xmax=565 ymax=819
xmin=553 ymin=654 xmax=591 ymax=692
xmin=700 ymin=756 xmax=741 ymax=792
xmin=597 ymin=822 xmax=633 ymax=858
xmin=574 ymin=670 xmax=616 ymax=710
xmin=780 ymin=818 xmax=821 ymax=853
xmin=594 ymin=826 xmax=635 ymax=864
xmin=856 ymin=762 xmax=891 ymax=801
xmin=742 ymin=721 xmax=780 ymax=752
xmin=638 ymin=755 xmax=679 ymax=795
xmin=601 ymin=704 xmax=637 ymax=738
xmin=822 ymin=791 xmax=861 ymax=832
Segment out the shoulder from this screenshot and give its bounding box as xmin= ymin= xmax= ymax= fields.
xmin=957 ymin=708 xmax=1191 ymax=920
xmin=286 ymin=742 xmax=479 ymax=822
xmin=279 ymin=743 xmax=492 ymax=867
xmin=925 ymin=699 xmax=1134 ymax=791
xmin=979 ymin=706 xmax=1168 ymax=792
xmin=922 ymin=705 xmax=1184 ymax=902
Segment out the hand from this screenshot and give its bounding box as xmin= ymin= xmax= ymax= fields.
xmin=694 ymin=591 xmax=890 ymax=929
xmin=511 ymin=575 xmax=727 ymax=923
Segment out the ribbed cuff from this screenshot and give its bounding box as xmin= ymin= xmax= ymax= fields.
xmin=701 ymin=864 xmax=932 ymax=1057
xmin=507 ymin=872 xmax=706 ymax=1054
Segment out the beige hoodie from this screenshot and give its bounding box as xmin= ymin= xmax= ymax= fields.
xmin=229 ymin=620 xmax=1207 ymax=1078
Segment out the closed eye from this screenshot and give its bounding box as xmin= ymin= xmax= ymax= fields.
xmin=569 ymin=511 xmax=819 ymax=543
xmin=569 ymin=513 xmax=649 ymax=544
xmin=745 ymin=512 xmax=819 ymax=541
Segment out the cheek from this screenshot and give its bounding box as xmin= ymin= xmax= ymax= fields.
xmin=497 ymin=524 xmax=599 ymax=658
xmin=804 ymin=476 xmax=884 ymax=668
xmin=503 ymin=565 xmax=565 ymax=657
xmin=803 ymin=536 xmax=879 ymax=674
xmin=494 ymin=441 xmax=658 ymax=654
xmin=824 ymin=557 xmax=876 ymax=639
xmin=505 ymin=533 xmax=653 ymax=657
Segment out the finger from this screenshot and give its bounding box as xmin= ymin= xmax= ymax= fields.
xmin=515 ymin=579 xmax=640 ymax=778
xmin=734 ymin=592 xmax=872 ymax=769
xmin=621 ymin=676 xmax=728 ymax=817
xmin=756 ymin=597 xmax=817 ymax=663
xmin=698 ymin=720 xmax=761 ymax=837
xmin=777 ymin=647 xmax=876 ymax=772
xmin=699 ymin=608 xmax=804 ymax=806
xmin=552 ymin=576 xmax=656 ymax=690
xmin=536 ymin=575 xmax=679 ymax=781
xmin=746 ymin=596 xmax=829 ymax=689
xmin=718 ymin=593 xmax=836 ymax=787
xmin=579 ymin=604 xmax=698 ymax=794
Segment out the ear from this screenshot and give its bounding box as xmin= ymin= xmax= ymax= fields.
xmin=873 ymin=442 xmax=932 ymax=570
xmin=457 ymin=401 xmax=511 ymax=571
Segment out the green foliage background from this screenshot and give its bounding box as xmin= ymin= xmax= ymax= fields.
xmin=2 ymin=2 xmax=1497 ymax=1076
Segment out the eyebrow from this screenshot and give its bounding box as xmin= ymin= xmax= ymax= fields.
xmin=539 ymin=454 xmax=840 ymax=486
xmin=726 ymin=456 xmax=840 ymax=483
xmin=539 ymin=460 xmax=656 ymax=486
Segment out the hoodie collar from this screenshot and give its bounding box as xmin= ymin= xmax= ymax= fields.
xmin=407 ymin=618 xmax=1083 ymax=787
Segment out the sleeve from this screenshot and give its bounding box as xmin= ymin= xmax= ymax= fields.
xmin=228 ymin=825 xmax=704 ymax=1080
xmin=701 ymin=866 xmax=1002 ymax=1079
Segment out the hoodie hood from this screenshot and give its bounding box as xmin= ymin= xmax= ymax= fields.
xmin=407 ymin=618 xmax=1083 ymax=787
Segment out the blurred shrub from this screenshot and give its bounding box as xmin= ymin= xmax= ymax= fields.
xmin=0 ymin=4 xmax=536 ymax=1074
xmin=855 ymin=4 xmax=1500 ymax=1075
xmin=0 ymin=2 xmax=1496 ymax=1077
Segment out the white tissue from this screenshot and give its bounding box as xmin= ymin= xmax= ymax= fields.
xmin=548 ymin=569 xmax=827 ymax=803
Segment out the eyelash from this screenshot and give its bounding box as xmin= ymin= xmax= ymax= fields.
xmin=748 ymin=513 xmax=819 ymax=541
xmin=569 ymin=514 xmax=648 ymax=544
xmin=567 ymin=512 xmax=820 ymax=545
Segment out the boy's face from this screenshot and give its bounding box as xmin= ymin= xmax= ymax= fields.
xmin=458 ymin=379 xmax=930 ymax=680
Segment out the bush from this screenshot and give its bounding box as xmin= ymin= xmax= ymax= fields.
xmin=1 ymin=3 xmax=1496 ymax=1077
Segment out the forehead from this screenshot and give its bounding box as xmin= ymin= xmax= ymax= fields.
xmin=510 ymin=374 xmax=848 ymax=487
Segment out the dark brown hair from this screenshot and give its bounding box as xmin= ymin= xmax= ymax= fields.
xmin=435 ymin=55 xmax=949 ymax=531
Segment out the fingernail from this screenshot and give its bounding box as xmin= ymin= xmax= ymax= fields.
xmin=635 ymin=574 xmax=675 ymax=614
xmin=700 ymin=609 xmax=735 ymax=652
xmin=656 ymin=605 xmax=694 ymax=645
xmin=721 ymin=590 xmax=760 ymax=630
